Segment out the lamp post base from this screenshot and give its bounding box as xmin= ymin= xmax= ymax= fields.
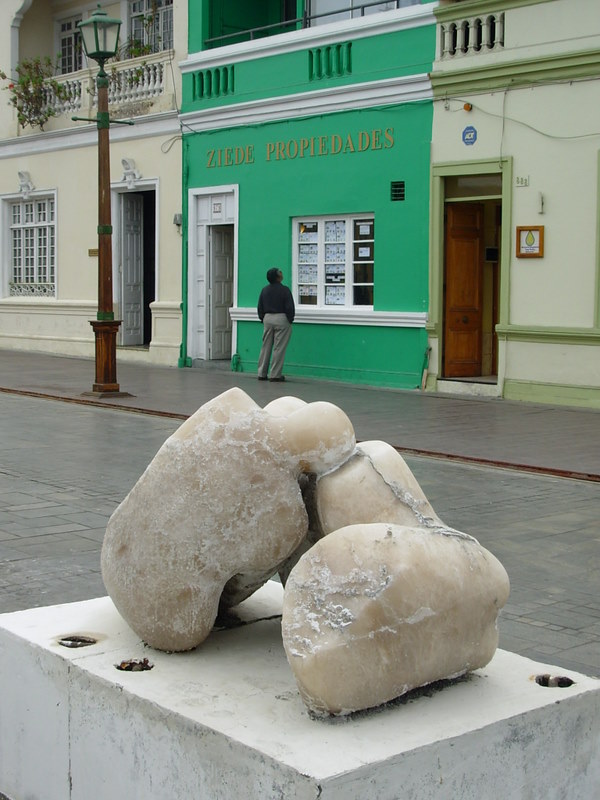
xmin=88 ymin=319 xmax=124 ymax=394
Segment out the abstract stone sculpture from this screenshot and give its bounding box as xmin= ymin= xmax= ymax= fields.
xmin=281 ymin=523 xmax=510 ymax=717
xmin=101 ymin=388 xmax=509 ymax=718
xmin=101 ymin=388 xmax=356 ymax=651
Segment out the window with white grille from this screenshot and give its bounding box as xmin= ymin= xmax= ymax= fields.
xmin=129 ymin=0 xmax=173 ymax=54
xmin=293 ymin=215 xmax=374 ymax=308
xmin=59 ymin=16 xmax=82 ymax=74
xmin=9 ymin=198 xmax=56 ymax=297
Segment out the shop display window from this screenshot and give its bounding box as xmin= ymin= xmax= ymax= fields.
xmin=293 ymin=215 xmax=374 ymax=308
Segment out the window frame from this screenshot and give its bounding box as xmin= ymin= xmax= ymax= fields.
xmin=128 ymin=0 xmax=174 ymax=55
xmin=292 ymin=213 xmax=374 ymax=310
xmin=56 ymin=14 xmax=83 ymax=75
xmin=3 ymin=193 xmax=58 ymax=299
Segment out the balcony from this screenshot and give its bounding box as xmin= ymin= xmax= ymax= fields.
xmin=438 ymin=13 xmax=505 ymax=60
xmin=204 ymin=0 xmax=422 ymax=49
xmin=34 ymin=51 xmax=173 ymax=133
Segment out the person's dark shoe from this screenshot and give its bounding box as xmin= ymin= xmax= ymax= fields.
xmin=269 ymin=376 xmax=286 ymax=382
xmin=257 ymin=376 xmax=267 ymax=381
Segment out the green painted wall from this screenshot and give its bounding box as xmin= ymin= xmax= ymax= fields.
xmin=237 ymin=319 xmax=428 ymax=386
xmin=184 ymin=101 xmax=432 ymax=387
xmin=183 ymin=24 xmax=434 ymax=111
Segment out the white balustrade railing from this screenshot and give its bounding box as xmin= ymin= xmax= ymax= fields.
xmin=440 ymin=13 xmax=505 ymax=59
xmin=45 ymin=51 xmax=169 ymax=119
xmin=107 ymin=57 xmax=165 ymax=105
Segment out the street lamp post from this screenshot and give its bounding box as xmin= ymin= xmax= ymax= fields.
xmin=78 ymin=7 xmax=124 ymax=395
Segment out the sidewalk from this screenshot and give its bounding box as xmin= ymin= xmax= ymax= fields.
xmin=0 ymin=349 xmax=599 ymax=480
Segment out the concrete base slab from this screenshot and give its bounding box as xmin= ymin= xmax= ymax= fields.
xmin=0 ymin=583 xmax=598 ymax=800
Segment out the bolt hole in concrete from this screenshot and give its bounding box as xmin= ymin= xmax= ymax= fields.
xmin=115 ymin=657 xmax=154 ymax=672
xmin=533 ymin=674 xmax=575 ymax=687
xmin=58 ymin=634 xmax=98 ymax=648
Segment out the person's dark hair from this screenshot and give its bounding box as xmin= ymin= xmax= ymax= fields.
xmin=266 ymin=268 xmax=281 ymax=284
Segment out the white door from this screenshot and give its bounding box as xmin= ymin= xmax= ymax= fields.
xmin=121 ymin=194 xmax=144 ymax=346
xmin=209 ymin=225 xmax=233 ymax=359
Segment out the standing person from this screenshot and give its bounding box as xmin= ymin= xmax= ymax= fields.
xmin=257 ymin=267 xmax=295 ymax=382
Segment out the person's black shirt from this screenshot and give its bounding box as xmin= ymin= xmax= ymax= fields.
xmin=258 ymin=283 xmax=295 ymax=323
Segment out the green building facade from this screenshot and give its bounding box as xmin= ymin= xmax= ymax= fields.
xmin=179 ymin=1 xmax=436 ymax=388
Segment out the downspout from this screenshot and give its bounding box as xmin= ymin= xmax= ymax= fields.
xmin=178 ymin=135 xmax=192 ymax=367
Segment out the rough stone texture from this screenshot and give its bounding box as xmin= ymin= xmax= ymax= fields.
xmin=101 ymin=388 xmax=355 ymax=651
xmin=282 ymin=523 xmax=510 ymax=716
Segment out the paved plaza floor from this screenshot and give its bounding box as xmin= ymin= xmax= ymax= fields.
xmin=0 ymin=350 xmax=598 ymax=679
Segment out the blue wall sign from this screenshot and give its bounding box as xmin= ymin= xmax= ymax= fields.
xmin=462 ymin=126 xmax=477 ymax=146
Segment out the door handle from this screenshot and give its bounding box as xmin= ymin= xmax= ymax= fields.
xmin=462 ymin=315 xmax=469 ymax=324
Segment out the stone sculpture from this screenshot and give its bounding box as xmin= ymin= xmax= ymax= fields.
xmin=101 ymin=388 xmax=509 ymax=717
xmin=101 ymin=388 xmax=356 ymax=651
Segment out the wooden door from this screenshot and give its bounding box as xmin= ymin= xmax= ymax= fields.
xmin=443 ymin=203 xmax=484 ymax=377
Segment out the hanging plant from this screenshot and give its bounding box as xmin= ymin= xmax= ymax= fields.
xmin=0 ymin=56 xmax=67 ymax=130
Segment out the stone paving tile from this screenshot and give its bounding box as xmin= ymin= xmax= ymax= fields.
xmin=8 ymin=504 xmax=89 ymax=519
xmin=57 ymin=511 xmax=116 ymax=528
xmin=77 ymin=527 xmax=111 ymax=543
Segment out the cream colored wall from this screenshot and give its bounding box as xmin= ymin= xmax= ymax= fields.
xmin=508 ymin=0 xmax=600 ymax=53
xmin=432 ymin=78 xmax=599 ymax=330
xmin=0 ymin=130 xmax=182 ymax=362
xmin=16 ymin=0 xmax=53 ymax=62
xmin=506 ymin=340 xmax=600 ymax=387
xmin=0 ymin=0 xmax=185 ymax=364
xmin=431 ymin=0 xmax=600 ymax=402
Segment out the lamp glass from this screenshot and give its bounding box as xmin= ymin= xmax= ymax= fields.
xmin=78 ymin=7 xmax=121 ymax=63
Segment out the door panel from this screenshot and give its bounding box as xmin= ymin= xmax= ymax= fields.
xmin=209 ymin=225 xmax=233 ymax=359
xmin=121 ymin=194 xmax=144 ymax=346
xmin=443 ymin=203 xmax=483 ymax=377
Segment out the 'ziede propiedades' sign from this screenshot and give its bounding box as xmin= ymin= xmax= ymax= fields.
xmin=206 ymin=127 xmax=395 ymax=169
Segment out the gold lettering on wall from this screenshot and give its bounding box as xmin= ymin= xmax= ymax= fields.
xmin=206 ymin=128 xmax=395 ymax=168
xmin=206 ymin=145 xmax=255 ymax=169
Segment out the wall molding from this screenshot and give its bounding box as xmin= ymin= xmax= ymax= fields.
xmin=0 ymin=111 xmax=180 ymax=159
xmin=496 ymin=325 xmax=600 ymax=346
xmin=431 ymin=49 xmax=600 ymax=96
xmin=230 ymin=306 xmax=427 ymax=327
xmin=503 ymin=378 xmax=600 ymax=409
xmin=180 ymin=73 xmax=432 ymax=132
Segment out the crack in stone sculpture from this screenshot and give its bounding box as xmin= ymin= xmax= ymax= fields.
xmin=101 ymin=389 xmax=509 ymax=718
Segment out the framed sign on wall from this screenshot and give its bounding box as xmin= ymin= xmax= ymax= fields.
xmin=516 ymin=226 xmax=544 ymax=258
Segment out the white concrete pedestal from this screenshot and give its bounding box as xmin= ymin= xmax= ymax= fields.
xmin=0 ymin=583 xmax=598 ymax=800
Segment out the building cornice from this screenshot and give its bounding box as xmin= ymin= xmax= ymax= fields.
xmin=496 ymin=324 xmax=600 ymax=346
xmin=431 ymin=48 xmax=600 ymax=96
xmin=0 ymin=111 xmax=180 ymax=159
xmin=180 ymin=73 xmax=432 ymax=132
xmin=180 ymin=3 xmax=437 ymax=72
